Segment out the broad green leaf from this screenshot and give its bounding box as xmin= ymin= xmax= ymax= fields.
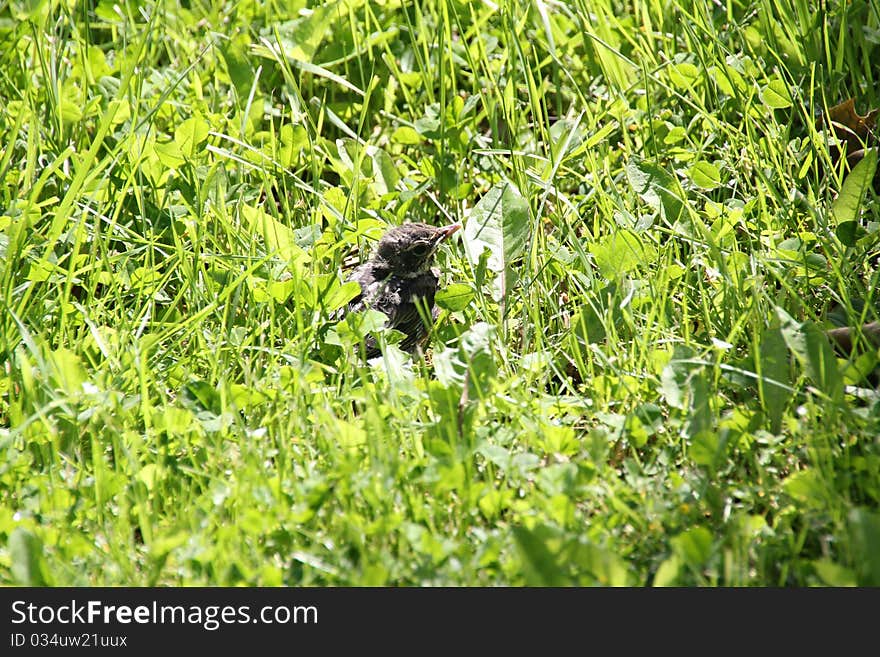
xmin=653 ymin=555 xmax=682 ymax=586
xmin=219 ymin=34 xmax=254 ymax=102
xmin=335 ymin=137 xmax=359 ymax=173
xmin=812 ymin=559 xmax=857 ymax=586
xmin=9 ymin=527 xmax=48 ymax=586
xmin=512 ymin=526 xmax=569 ymax=586
xmin=762 ymin=79 xmax=792 ymax=109
xmin=584 ymin=121 xmax=617 ymax=149
xmin=414 ymin=115 xmax=441 ymax=138
xmin=59 ymin=100 xmax=83 ymax=123
xmin=689 ymin=161 xmax=722 ymax=190
xmin=848 ymin=508 xmax=880 ymax=586
xmin=433 ymin=322 xmax=496 ymax=398
xmin=834 ymin=220 xmax=866 ymax=246
xmin=326 ymin=309 xmax=388 ymax=347
xmin=137 ymin=463 xmax=160 ymax=491
xmin=175 ymin=115 xmax=210 ymax=159
xmin=273 ymin=2 xmax=339 ymax=61
xmin=183 ymin=379 xmax=222 ymax=414
xmin=391 ymin=126 xmax=422 ymax=144
xmin=511 ymin=452 xmax=541 ymax=476
xmin=267 ymin=279 xmax=296 ymax=303
xmin=689 ymin=431 xmax=720 ymax=468
xmin=26 ymin=258 xmax=55 ymax=282
xmin=671 ymin=526 xmax=713 ymax=567
xmin=708 ymin=66 xmax=733 ymax=97
xmin=335 ymin=419 xmax=367 ymax=449
xmin=757 ymin=327 xmax=790 ymax=434
xmin=570 ymin=301 xmax=607 ymax=344
xmin=462 ymin=182 xmax=529 ymax=300
xmin=589 ymin=229 xmax=656 ymax=279
xmin=149 ymin=533 xmax=189 ymax=561
xmin=664 ymin=126 xmax=687 ymax=145
xmin=323 ymin=280 xmax=362 ymax=312
xmin=48 ymin=347 xmax=87 ymax=396
xmin=278 ymin=124 xmax=309 ymax=167
xmin=625 ymin=159 xmax=684 ymax=222
xmin=242 ymin=204 xmax=308 ymax=267
xmin=667 ymin=62 xmax=700 ymax=89
xmin=11 ymin=0 xmax=48 ymax=21
xmin=686 ymin=368 xmax=712 ymax=442
xmin=832 ymin=148 xmax=878 ymax=226
xmin=230 ymin=383 xmax=270 ymax=409
xmin=368 ymin=145 xmax=399 ymax=196
xmin=154 ymin=139 xmax=184 ymax=168
xmin=659 ymin=345 xmax=697 ymax=410
xmin=568 ymin=540 xmax=632 ymax=586
xmin=435 ymin=283 xmax=475 ymax=312
xmin=783 ymin=469 xmax=827 ymax=508
xmin=548 ymin=117 xmax=583 ymax=160
xmin=480 ymin=444 xmax=512 ymax=472
xmin=478 ymin=487 xmax=514 ymax=520
xmin=624 ymin=413 xmax=650 ymax=448
xmin=776 ymin=306 xmax=843 ymax=402
xmin=459 ymin=322 xmax=496 ymax=399
xmin=152 ymin=407 xmax=195 ymax=434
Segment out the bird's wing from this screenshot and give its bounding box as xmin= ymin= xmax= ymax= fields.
xmin=341 ymin=269 xmax=439 ymax=356
xmin=375 ymin=274 xmax=439 ymax=352
xmin=378 ymin=300 xmax=430 ymax=351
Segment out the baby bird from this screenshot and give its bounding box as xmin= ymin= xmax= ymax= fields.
xmin=347 ymin=222 xmax=461 ymax=358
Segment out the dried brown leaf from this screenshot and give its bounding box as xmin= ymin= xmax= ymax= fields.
xmin=818 ymin=98 xmax=879 ymax=151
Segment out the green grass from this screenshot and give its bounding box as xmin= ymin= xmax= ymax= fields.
xmin=1 ymin=0 xmax=879 ymax=586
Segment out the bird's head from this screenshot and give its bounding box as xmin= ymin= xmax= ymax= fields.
xmin=371 ymin=222 xmax=461 ymax=276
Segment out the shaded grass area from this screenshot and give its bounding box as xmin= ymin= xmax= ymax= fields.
xmin=1 ymin=0 xmax=879 ymax=585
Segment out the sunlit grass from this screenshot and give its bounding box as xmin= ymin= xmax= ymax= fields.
xmin=1 ymin=0 xmax=879 ymax=586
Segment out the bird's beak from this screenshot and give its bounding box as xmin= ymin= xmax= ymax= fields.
xmin=436 ymin=223 xmax=462 ymax=242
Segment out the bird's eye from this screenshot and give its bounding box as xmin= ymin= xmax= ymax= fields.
xmin=410 ymin=241 xmax=433 ymax=258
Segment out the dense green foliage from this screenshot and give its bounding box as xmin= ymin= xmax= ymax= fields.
xmin=2 ymin=0 xmax=879 ymax=585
